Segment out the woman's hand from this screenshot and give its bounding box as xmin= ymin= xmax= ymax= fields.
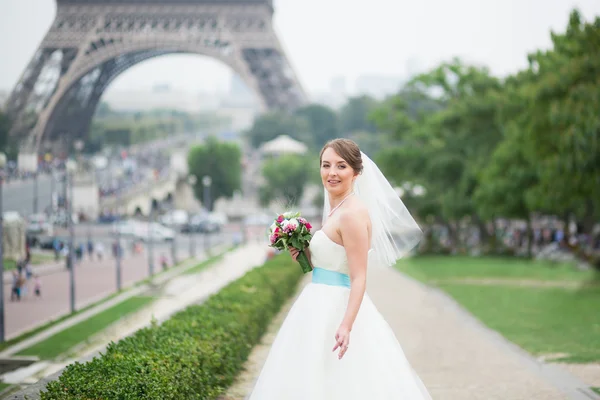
xmin=288 ymin=246 xmax=300 ymax=262
xmin=332 ymin=324 xmax=351 ymax=360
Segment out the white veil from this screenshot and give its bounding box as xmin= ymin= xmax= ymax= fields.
xmin=322 ymin=151 xmax=422 ymax=267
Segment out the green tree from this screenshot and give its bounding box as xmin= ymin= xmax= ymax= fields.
xmin=339 ymin=95 xmax=379 ymax=134
xmin=372 ymin=59 xmax=504 ymax=248
xmin=259 ymin=155 xmax=312 ymax=207
xmin=294 ymin=104 xmax=339 ymax=148
xmin=245 ymin=112 xmax=310 ymax=148
xmin=187 ymin=136 xmax=242 ymax=211
xmin=518 ymin=10 xmax=600 ymax=233
xmin=0 ymin=111 xmax=11 ymax=153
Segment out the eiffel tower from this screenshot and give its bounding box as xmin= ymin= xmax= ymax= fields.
xmin=6 ymin=0 xmax=306 ymax=167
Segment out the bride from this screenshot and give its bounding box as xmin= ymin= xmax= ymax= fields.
xmin=249 ymin=138 xmax=432 ymax=399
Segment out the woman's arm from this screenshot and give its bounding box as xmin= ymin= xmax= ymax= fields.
xmin=333 ymin=210 xmax=370 ymax=359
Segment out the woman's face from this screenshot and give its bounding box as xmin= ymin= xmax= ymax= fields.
xmin=320 ymin=147 xmax=357 ymax=196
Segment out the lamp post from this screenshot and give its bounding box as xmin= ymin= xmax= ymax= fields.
xmin=66 ymin=159 xmax=77 ymax=313
xmin=202 ymin=175 xmax=212 ymax=254
xmin=187 ymin=175 xmax=197 ymax=258
xmin=33 ymin=169 xmax=38 ymax=215
xmin=147 ymin=197 xmax=155 ymax=277
xmin=0 ymin=152 xmax=7 ymax=342
xmin=115 ymin=170 xmax=123 ymax=291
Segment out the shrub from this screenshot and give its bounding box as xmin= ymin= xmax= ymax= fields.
xmin=41 ymin=255 xmax=301 ymax=399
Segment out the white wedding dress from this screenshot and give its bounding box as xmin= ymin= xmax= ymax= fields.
xmin=249 ymin=230 xmax=432 ymax=399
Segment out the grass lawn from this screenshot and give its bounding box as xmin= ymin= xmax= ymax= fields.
xmin=16 ymin=296 xmax=154 ymax=360
xmin=0 ymin=382 xmax=12 ymax=392
xmin=592 ymin=387 xmax=600 ymax=395
xmin=3 ymin=252 xmax=57 ymax=271
xmin=397 ymin=256 xmax=600 ymax=363
xmin=398 ymin=255 xmax=599 ymax=283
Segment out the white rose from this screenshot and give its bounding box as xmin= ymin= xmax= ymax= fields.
xmin=288 ymin=218 xmax=299 ymax=229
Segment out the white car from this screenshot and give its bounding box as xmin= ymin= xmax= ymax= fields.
xmin=140 ymin=223 xmax=176 ymax=242
xmin=113 ymin=220 xmax=176 ymax=241
xmin=27 ymin=213 xmax=53 ymax=236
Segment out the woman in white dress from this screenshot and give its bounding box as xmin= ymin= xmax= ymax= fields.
xmin=249 ymin=138 xmax=432 ymax=399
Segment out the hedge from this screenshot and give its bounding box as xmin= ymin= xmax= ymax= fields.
xmin=41 ymin=254 xmax=302 ymax=399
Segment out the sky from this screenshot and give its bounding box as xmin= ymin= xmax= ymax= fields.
xmin=0 ymin=0 xmax=599 ymax=97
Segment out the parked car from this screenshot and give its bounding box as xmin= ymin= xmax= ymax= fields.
xmin=26 ymin=213 xmax=53 ymax=236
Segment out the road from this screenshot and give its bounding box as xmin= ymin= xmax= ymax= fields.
xmin=2 ymin=174 xmax=58 ymax=217
xmin=3 ymin=231 xmax=234 ymax=339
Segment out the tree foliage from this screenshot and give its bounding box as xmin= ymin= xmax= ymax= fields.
xmin=259 ymin=155 xmax=313 ymax=207
xmin=369 ymin=10 xmax=600 ymax=258
xmin=0 ymin=110 xmax=11 ymax=154
xmin=245 ymin=112 xmax=310 ymax=148
xmin=187 ymin=136 xmax=242 ymax=211
xmin=294 ymin=104 xmax=339 ymax=148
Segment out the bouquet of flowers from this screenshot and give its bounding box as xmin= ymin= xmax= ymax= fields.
xmin=268 ymin=211 xmax=313 ymax=274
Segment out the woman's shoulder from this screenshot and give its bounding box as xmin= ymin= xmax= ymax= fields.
xmin=339 ymin=197 xmax=370 ymax=224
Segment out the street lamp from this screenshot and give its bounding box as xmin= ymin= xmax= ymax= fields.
xmin=115 ymin=169 xmax=123 ymax=291
xmin=147 ymin=197 xmax=155 ymax=277
xmin=187 ymin=175 xmax=197 ymax=258
xmin=0 ymin=152 xmax=7 ymax=342
xmin=66 ymin=159 xmax=77 ymax=313
xmin=202 ymin=175 xmax=212 ymax=254
xmin=33 ymin=168 xmax=38 ymax=215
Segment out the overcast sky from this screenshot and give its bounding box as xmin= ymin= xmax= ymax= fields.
xmin=0 ymin=0 xmax=599 ymax=96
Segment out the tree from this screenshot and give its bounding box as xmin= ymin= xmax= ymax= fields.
xmin=0 ymin=111 xmax=11 ymax=153
xmin=245 ymin=112 xmax=310 ymax=148
xmin=259 ymin=155 xmax=313 ymax=207
xmin=294 ymin=104 xmax=339 ymax=148
xmin=338 ymin=95 xmax=378 ymax=134
xmin=187 ymin=136 xmax=242 ymax=211
xmin=518 ymin=10 xmax=600 ymax=233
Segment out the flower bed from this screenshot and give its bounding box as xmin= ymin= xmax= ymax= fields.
xmin=41 ymin=254 xmax=301 ymax=399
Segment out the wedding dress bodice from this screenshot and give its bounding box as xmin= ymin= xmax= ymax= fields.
xmin=310 ymin=230 xmax=350 ymax=275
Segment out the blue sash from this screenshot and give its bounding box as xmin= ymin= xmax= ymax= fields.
xmin=312 ymin=267 xmax=351 ymax=288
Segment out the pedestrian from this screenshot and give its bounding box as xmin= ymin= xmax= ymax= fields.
xmin=34 ymin=274 xmax=42 ymax=297
xmin=96 ymin=242 xmax=105 ymax=261
xmin=53 ymin=238 xmax=61 ymax=261
xmin=160 ymin=253 xmax=168 ymax=270
xmin=11 ymin=271 xmax=20 ymax=301
xmin=87 ymin=239 xmax=94 ymax=261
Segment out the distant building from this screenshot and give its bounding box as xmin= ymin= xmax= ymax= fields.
xmin=354 ymin=75 xmax=405 ymax=99
xmin=152 ymin=83 xmax=172 ymax=93
xmin=260 ymin=135 xmax=308 ymax=157
xmin=225 ymin=74 xmax=256 ymax=107
xmin=102 ymin=88 xmax=221 ymax=111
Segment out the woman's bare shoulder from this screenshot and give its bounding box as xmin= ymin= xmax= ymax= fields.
xmin=339 ymin=198 xmax=370 ymax=224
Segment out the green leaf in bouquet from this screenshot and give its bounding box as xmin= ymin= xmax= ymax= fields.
xmin=290 ymin=236 xmax=302 ymax=250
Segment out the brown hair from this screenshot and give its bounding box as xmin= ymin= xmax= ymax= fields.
xmin=319 ymin=138 xmax=363 ymax=174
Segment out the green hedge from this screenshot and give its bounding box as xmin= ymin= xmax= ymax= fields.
xmin=41 ymin=255 xmax=302 ymax=399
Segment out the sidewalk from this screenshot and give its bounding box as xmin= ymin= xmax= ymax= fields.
xmin=2 ymin=247 xmax=195 ymax=340
xmin=223 ymin=267 xmax=598 ymax=400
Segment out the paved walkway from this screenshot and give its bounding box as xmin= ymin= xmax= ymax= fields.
xmin=223 ymin=267 xmax=598 ymax=400
xmin=2 ymin=244 xmax=211 ymax=339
